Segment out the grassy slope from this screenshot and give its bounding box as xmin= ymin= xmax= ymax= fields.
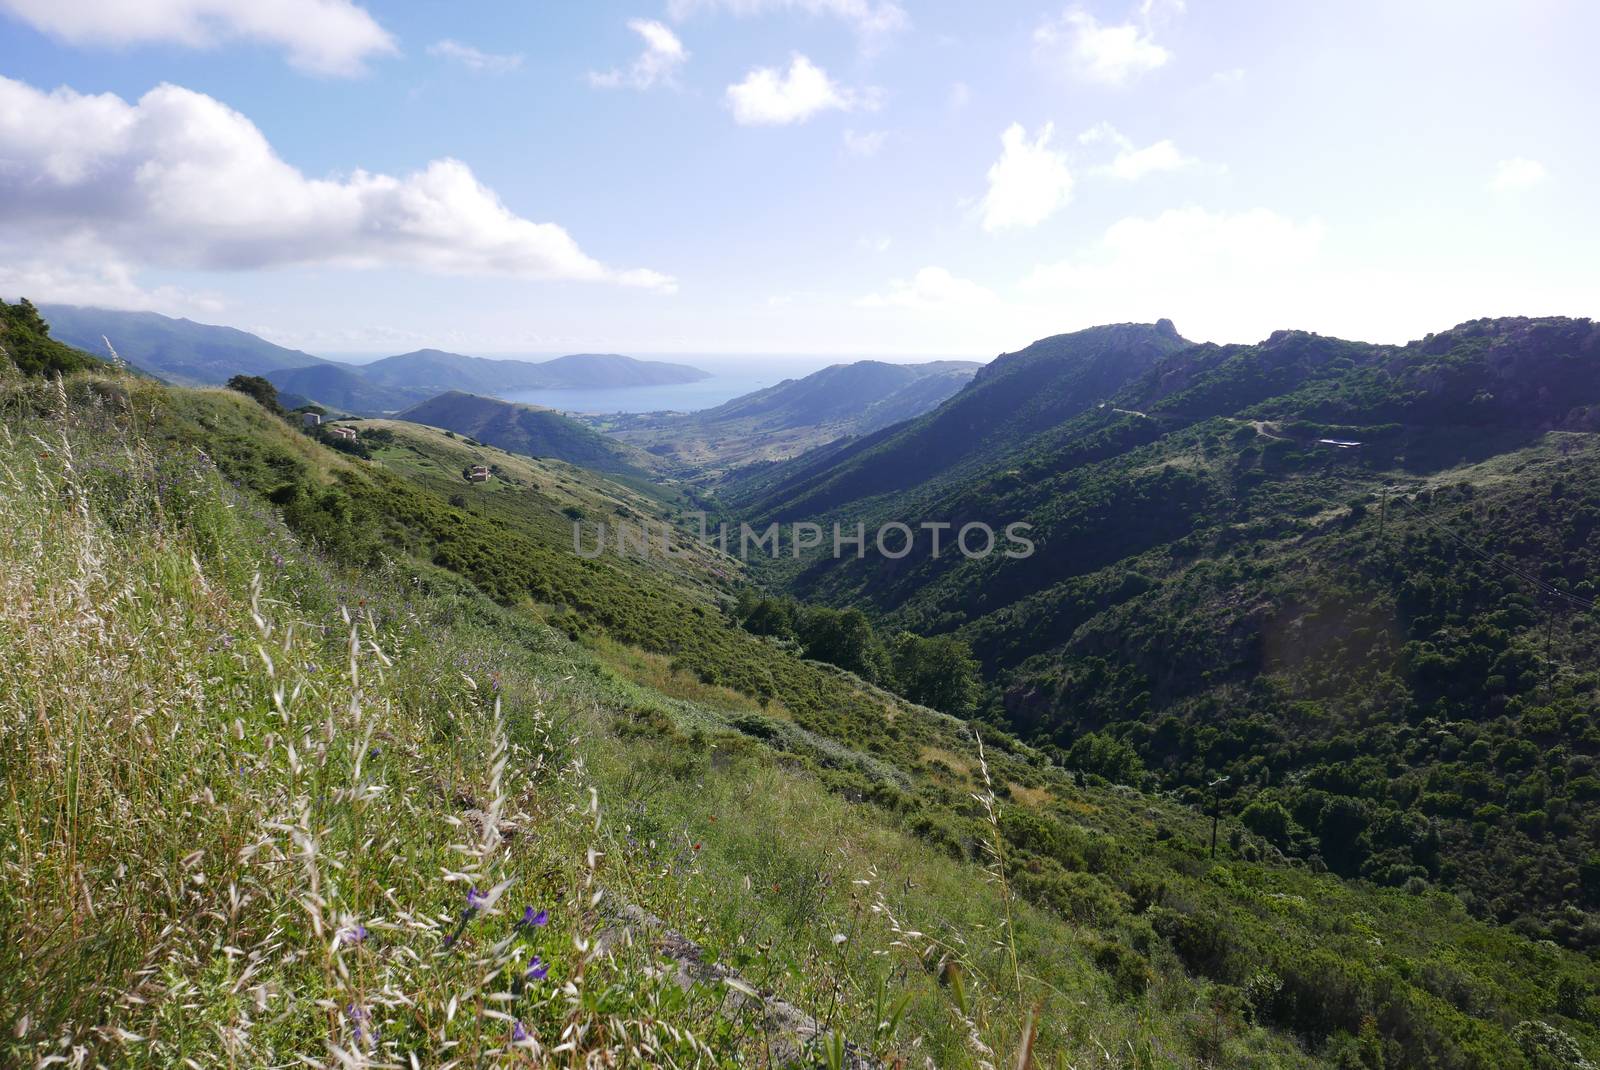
xmin=397 ymin=391 xmax=669 ymax=483
xmin=2 ymin=369 xmax=1598 ymax=1068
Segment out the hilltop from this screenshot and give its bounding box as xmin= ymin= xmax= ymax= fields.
xmin=398 ymin=390 xmax=673 ymax=483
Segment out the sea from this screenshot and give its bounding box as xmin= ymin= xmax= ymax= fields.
xmin=497 ymin=355 xmax=836 ymax=415
xmin=321 ymin=352 xmax=983 ymax=416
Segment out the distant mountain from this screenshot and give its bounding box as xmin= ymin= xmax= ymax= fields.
xmin=399 ymin=391 xmax=666 ymax=480
xmin=526 ymin=353 xmax=714 ymax=389
xmin=38 ymin=305 xmax=330 ymax=386
xmin=362 ymin=349 xmax=709 ymax=396
xmin=268 ymin=364 xmax=430 ymax=414
xmin=724 ymin=321 xmax=1187 ymax=514
xmin=589 ymin=358 xmax=981 ymax=476
xmin=35 ymin=306 xmax=710 ymax=411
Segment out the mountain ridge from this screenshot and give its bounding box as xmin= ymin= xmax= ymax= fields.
xmin=586 ymin=357 xmax=981 ymax=476
xmin=38 ymin=303 xmax=332 ymax=385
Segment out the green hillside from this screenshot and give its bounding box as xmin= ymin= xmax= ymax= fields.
xmin=399 ymin=389 xmax=671 ymax=482
xmin=8 ymin=324 xmax=1600 ymax=1066
xmin=732 ymin=316 xmax=1600 ymax=953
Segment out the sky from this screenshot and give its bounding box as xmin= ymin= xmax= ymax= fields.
xmin=0 ymin=0 xmax=1596 ymax=358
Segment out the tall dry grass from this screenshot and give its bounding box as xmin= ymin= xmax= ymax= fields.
xmin=0 ymin=376 xmax=1061 ymax=1068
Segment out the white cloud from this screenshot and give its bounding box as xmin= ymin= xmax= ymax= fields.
xmin=725 ymin=55 xmax=867 ymax=125
xmin=1035 ymin=8 xmax=1170 ymax=86
xmin=857 ymin=266 xmax=997 ymax=310
xmin=0 ymin=0 xmax=395 ymax=76
xmin=843 ymin=128 xmax=887 ymax=156
xmin=0 ymin=75 xmax=673 ymax=293
xmin=1106 ymin=139 xmax=1187 ymax=178
xmin=1079 ymin=122 xmax=1191 ymax=179
xmin=1489 ymin=157 xmax=1547 ymax=193
xmin=667 ymin=0 xmax=907 ymax=43
xmin=980 ymin=122 xmax=1074 ymax=232
xmin=0 ymin=245 xmax=222 ymax=318
xmin=1020 ymin=207 xmax=1325 ymax=339
xmin=427 ymin=39 xmax=524 ymax=75
xmin=588 ymin=19 xmax=688 ymax=90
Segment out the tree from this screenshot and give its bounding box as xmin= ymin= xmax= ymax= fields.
xmin=796 ymin=606 xmax=887 ymax=682
xmin=1239 ymin=799 xmax=1294 ymax=847
xmin=1065 ymin=732 xmax=1146 ymax=786
xmin=226 ymin=374 xmax=283 ymax=414
xmin=743 ymin=598 xmax=796 ymax=640
xmin=890 ymin=632 xmax=981 ymax=716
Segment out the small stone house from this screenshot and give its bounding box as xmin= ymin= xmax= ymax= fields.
xmin=302 ymin=412 xmax=322 ymax=428
xmin=468 ymin=464 xmax=491 ymax=483
xmin=329 ymin=426 xmax=357 ymax=441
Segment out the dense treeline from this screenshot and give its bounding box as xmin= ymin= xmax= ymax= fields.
xmin=732 ymin=590 xmax=982 ymax=715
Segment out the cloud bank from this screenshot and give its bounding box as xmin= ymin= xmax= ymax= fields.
xmin=0 ymin=75 xmax=673 ymax=292
xmin=0 ymin=0 xmax=396 ymax=75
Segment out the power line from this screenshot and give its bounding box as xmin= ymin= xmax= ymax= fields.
xmin=1386 ymin=491 xmax=1597 ymax=612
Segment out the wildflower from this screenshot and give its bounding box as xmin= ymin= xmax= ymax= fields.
xmin=340 ymin=923 xmax=369 ymax=946
xmin=519 ymin=906 xmax=549 ymax=929
xmin=512 ymin=1020 xmax=531 ymax=1044
xmin=525 ymin=954 xmax=548 ymax=981
xmin=444 ymin=887 xmax=487 ymax=948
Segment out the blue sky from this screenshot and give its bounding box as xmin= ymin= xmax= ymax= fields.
xmin=0 ymin=0 xmax=1595 ymax=358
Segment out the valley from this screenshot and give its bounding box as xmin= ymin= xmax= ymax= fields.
xmin=6 ymin=297 xmax=1600 ymax=1069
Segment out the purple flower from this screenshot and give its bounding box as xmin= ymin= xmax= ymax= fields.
xmin=512 ymin=1020 xmax=530 ymax=1043
xmin=520 ymin=906 xmax=549 ymax=929
xmin=341 ymin=923 xmax=368 ymax=946
xmin=525 ymin=954 xmax=548 ymax=981
xmin=466 ymin=887 xmax=489 ymax=911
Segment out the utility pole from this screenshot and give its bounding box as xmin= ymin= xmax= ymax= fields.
xmin=1208 ymin=775 xmax=1230 ymax=860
